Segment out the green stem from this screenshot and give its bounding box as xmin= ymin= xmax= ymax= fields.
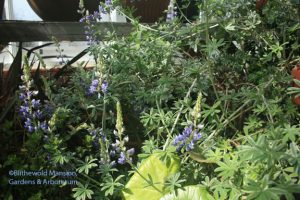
xmin=163 ymin=78 xmax=197 ymax=151
xmin=203 ymin=1 xmax=226 ymax=123
xmin=260 ymin=92 xmax=274 ymax=124
xmin=80 ymin=172 xmax=103 ymax=188
xmin=155 ymin=99 xmax=172 ymax=138
xmin=67 ymin=161 xmax=102 ymax=189
xmin=174 ymin=0 xmax=192 ymax=24
xmin=202 ymin=99 xmax=252 ymax=145
xmin=102 ymin=94 xmax=107 ymax=131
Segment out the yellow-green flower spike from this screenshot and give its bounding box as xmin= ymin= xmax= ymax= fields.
xmin=23 ymin=56 xmax=31 ymax=83
xmin=193 ymin=92 xmax=202 ymax=123
xmin=116 ymin=101 xmax=124 ymax=136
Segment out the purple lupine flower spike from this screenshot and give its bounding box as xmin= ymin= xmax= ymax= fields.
xmin=79 ymin=11 xmax=101 ymax=45
xmin=105 ymin=0 xmax=112 ymax=6
xmin=87 ymin=79 xmax=99 ymax=95
xmin=127 ymin=148 xmax=135 ymax=156
xmin=31 ymin=99 xmax=40 ymax=109
xmin=101 ymin=81 xmax=108 ymax=93
xmin=166 ymin=0 xmax=177 ymax=22
xmin=173 ymin=125 xmax=202 ymax=152
xmin=117 ymin=152 xmax=126 ymax=165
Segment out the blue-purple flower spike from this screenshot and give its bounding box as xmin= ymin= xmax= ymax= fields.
xmin=80 ymin=11 xmax=101 ymax=45
xmin=117 ymin=152 xmax=126 ymax=165
xmin=101 ymin=81 xmax=108 ymax=93
xmin=105 ymin=0 xmax=112 ymax=6
xmin=87 ymin=79 xmax=99 ymax=95
xmin=173 ymin=125 xmax=202 ymax=152
xmin=87 ymin=79 xmax=108 ymax=96
xmin=166 ymin=0 xmax=177 ymax=22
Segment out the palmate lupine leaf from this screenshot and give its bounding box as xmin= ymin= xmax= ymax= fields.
xmin=243 ymin=176 xmax=286 ymax=200
xmin=76 ymin=157 xmax=98 ymax=174
xmin=282 ymin=124 xmax=300 ymax=143
xmin=72 ymin=182 xmax=94 ymax=200
xmin=238 ymin=135 xmax=285 ymax=167
xmin=160 ymin=185 xmax=214 ymax=200
xmin=101 ymin=174 xmax=124 ymax=196
xmin=215 ymin=155 xmax=239 ymax=180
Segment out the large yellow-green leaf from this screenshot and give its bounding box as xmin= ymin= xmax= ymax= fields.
xmin=160 ymin=185 xmax=215 ymax=200
xmin=122 ymin=152 xmax=180 ymax=200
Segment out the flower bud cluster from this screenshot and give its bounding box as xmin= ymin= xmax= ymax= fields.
xmin=79 ymin=0 xmax=115 ymax=45
xmin=88 ymin=127 xmax=107 ymax=149
xmin=52 ymin=36 xmax=68 ymax=65
xmin=109 ymin=102 xmax=134 ymax=165
xmin=173 ymin=93 xmax=204 ymax=152
xmin=110 ymin=131 xmax=135 ymax=165
xmin=166 ymin=0 xmax=177 ymax=22
xmin=87 ymin=79 xmax=108 ymax=97
xmin=173 ymin=125 xmax=202 ymax=152
xmin=105 ymin=0 xmax=112 ymax=7
xmin=80 ymin=11 xmax=101 ymax=46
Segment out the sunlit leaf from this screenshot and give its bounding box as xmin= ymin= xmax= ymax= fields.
xmin=122 ymin=152 xmax=180 ymax=200
xmin=160 ymin=185 xmax=215 ymax=200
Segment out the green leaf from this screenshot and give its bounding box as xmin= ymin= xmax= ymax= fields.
xmin=52 ymin=153 xmax=70 ymax=165
xmin=122 ymin=152 xmax=180 ymax=200
xmin=28 ymin=192 xmax=42 ymax=200
xmin=72 ymin=183 xmax=94 ymax=200
xmin=282 ymin=125 xmax=300 ymax=143
xmin=215 ymin=156 xmax=239 ymax=180
xmin=243 ymin=176 xmax=283 ymax=200
xmin=165 ymin=173 xmax=186 ymax=192
xmin=101 ymin=174 xmax=124 ymax=196
xmin=224 ymin=22 xmax=236 ymax=31
xmin=76 ymin=157 xmax=98 ymax=175
xmin=160 ymin=185 xmax=215 ymax=200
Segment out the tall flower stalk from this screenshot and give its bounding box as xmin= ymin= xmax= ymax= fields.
xmin=19 ymin=56 xmax=52 ymax=134
xmin=19 ymin=56 xmax=56 ymax=161
xmin=110 ymin=101 xmax=134 ymax=165
xmin=86 ymin=56 xmax=108 ymax=98
xmin=172 ymin=93 xmax=203 ymax=153
xmin=79 ymin=0 xmax=115 ymax=45
xmin=166 ymin=0 xmax=177 ymax=22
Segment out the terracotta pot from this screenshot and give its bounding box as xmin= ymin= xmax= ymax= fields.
xmin=27 ymin=0 xmax=100 ymax=21
xmin=292 ymin=65 xmax=300 ymax=80
xmin=256 ymin=0 xmax=268 ymax=11
xmin=123 ymin=0 xmax=169 ymax=23
xmin=291 ymin=65 xmax=300 ymax=105
xmin=1 ymin=68 xmax=61 ymax=79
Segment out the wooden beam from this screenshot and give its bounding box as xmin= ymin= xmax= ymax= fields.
xmin=0 ymin=20 xmax=133 ymax=42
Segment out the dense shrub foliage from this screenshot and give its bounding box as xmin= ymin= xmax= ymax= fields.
xmin=1 ymin=0 xmax=300 ymax=199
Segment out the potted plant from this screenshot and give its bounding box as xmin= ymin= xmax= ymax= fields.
xmin=256 ymin=0 xmax=268 ymax=11
xmin=122 ymin=0 xmax=169 ymax=23
xmin=27 ymin=0 xmax=170 ymax=23
xmin=26 ymin=0 xmax=100 ymax=21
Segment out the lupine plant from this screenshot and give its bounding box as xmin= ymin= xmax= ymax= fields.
xmin=1 ymin=0 xmax=300 ymax=200
xmin=19 ymin=57 xmax=49 ymax=133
